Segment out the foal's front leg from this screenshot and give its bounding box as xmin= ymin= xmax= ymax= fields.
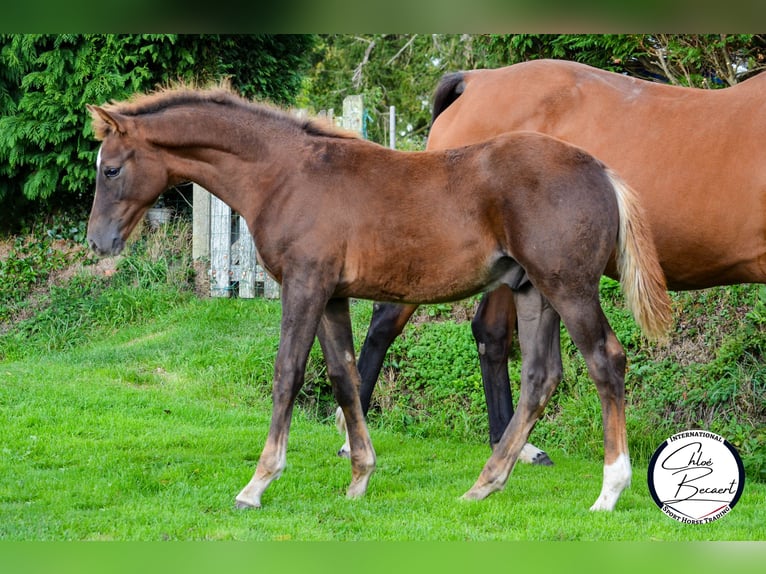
xmin=318 ymin=298 xmax=376 ymax=497
xmin=235 ymin=284 xmax=328 ymax=509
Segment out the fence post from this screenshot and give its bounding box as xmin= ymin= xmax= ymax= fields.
xmin=238 ymin=215 xmax=257 ymax=298
xmin=241 ymin=214 xmax=281 ymax=299
xmin=389 ymin=105 xmax=396 ymax=149
xmin=342 ymin=95 xmax=364 ymax=135
xmin=209 ymin=195 xmax=232 ymax=298
xmin=192 ymin=183 xmax=210 ymax=260
xmin=263 ymin=269 xmax=280 ymax=299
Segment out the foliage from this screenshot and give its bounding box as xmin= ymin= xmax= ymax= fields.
xmin=484 ymin=34 xmax=766 ymax=86
xmin=303 ymin=35 xmax=477 ymax=148
xmin=0 ymin=232 xmax=82 ymax=323
xmin=635 ymin=34 xmax=766 ymax=86
xmin=0 ymin=220 xmax=195 ymax=360
xmin=0 ymin=34 xmax=318 ymax=233
xmin=482 ymin=34 xmax=646 ymax=71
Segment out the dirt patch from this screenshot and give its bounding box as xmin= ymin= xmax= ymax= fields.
xmin=0 ymin=238 xmax=13 ymax=260
xmin=410 ymin=297 xmax=479 ymax=327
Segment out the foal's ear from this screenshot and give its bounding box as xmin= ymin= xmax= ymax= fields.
xmin=87 ymin=104 xmax=128 ymax=136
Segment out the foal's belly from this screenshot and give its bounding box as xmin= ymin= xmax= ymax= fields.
xmin=338 ymin=249 xmax=510 ymax=305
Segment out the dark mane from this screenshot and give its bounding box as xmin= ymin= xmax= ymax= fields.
xmin=90 ymin=85 xmax=359 ymax=141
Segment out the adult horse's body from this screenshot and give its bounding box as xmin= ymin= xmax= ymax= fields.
xmin=86 ymin=86 xmax=671 ymax=511
xmin=346 ymin=58 xmax=766 ymax=457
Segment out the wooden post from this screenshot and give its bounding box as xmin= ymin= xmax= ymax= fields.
xmin=263 ymin=268 xmax=280 ymax=300
xmin=389 ymin=105 xmax=396 ymax=149
xmin=342 ymin=95 xmax=364 ymax=135
xmin=192 ymin=183 xmax=210 ymax=260
xmin=209 ymin=195 xmax=231 ymax=298
xmin=318 ymin=108 xmax=334 ymax=125
xmin=238 ymin=215 xmax=257 ymax=298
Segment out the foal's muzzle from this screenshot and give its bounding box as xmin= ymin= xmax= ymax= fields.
xmin=87 ymin=234 xmax=125 ymax=257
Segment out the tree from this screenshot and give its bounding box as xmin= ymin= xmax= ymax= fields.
xmin=303 ymin=35 xmax=488 ymax=148
xmin=0 ymin=34 xmax=317 ymax=233
xmin=634 ymin=34 xmax=766 ymax=87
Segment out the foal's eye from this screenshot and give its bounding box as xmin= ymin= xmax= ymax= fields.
xmin=104 ymin=166 xmax=121 ymax=179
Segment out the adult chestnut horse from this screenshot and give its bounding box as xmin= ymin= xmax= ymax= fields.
xmin=341 ymin=58 xmax=766 ymax=463
xmin=86 ymin=86 xmax=671 ymax=511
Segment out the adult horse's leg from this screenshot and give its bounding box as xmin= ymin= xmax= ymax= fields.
xmin=235 ymin=282 xmax=328 ymax=509
xmin=336 ymin=303 xmax=418 ymax=457
xmin=359 ymin=303 xmax=420 ymax=411
xmin=471 ymin=286 xmax=553 ymax=465
xmin=556 ymin=300 xmax=631 ymax=511
xmin=464 ymin=285 xmax=563 ymax=500
xmin=318 ymin=298 xmax=377 ymax=497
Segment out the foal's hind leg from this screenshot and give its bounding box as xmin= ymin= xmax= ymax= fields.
xmin=464 ymin=285 xmax=562 ymax=500
xmin=556 ymin=300 xmax=631 ymax=511
xmin=472 ymin=286 xmax=553 ymax=465
xmin=336 ymin=302 xmax=418 ymax=458
xmin=319 ymin=298 xmax=376 ymax=498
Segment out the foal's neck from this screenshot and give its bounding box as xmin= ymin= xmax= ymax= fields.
xmin=149 ymin=104 xmax=308 ymax=220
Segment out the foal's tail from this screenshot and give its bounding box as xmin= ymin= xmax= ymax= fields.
xmin=607 ymin=169 xmax=673 ymax=341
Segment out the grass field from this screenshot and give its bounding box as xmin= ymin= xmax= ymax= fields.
xmin=1 ymin=297 xmax=764 ymax=542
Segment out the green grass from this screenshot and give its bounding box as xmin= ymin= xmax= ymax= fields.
xmin=1 ymin=297 xmax=764 ymax=541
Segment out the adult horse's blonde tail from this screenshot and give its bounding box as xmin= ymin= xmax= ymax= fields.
xmin=607 ymin=169 xmax=673 ymax=341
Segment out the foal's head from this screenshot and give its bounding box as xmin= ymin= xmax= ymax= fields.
xmin=86 ymin=102 xmax=177 ymax=256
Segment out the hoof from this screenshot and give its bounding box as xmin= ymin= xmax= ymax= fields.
xmin=461 ymin=483 xmax=497 ymax=501
xmin=235 ymin=499 xmax=261 ymax=510
xmin=532 ymin=451 xmax=554 ymax=466
xmin=519 ymin=443 xmax=554 ymax=466
xmin=461 ymin=489 xmax=486 ymax=501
